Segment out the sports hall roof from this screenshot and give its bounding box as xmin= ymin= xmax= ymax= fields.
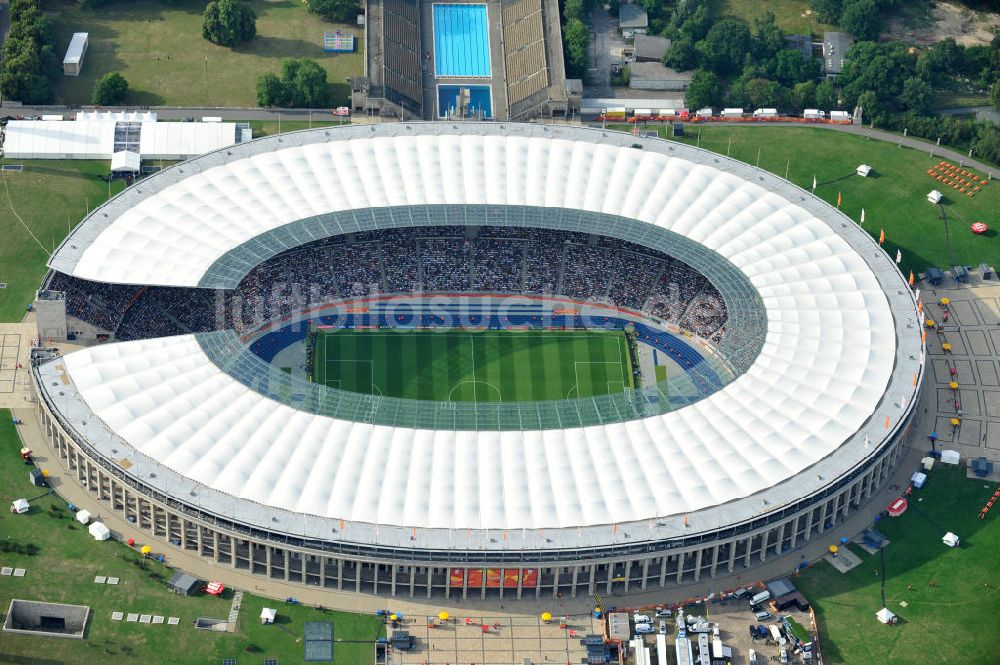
xmin=39 ymin=124 xmax=924 ymax=545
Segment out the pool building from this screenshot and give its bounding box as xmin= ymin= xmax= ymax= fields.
xmin=353 ymin=0 xmax=577 ymax=121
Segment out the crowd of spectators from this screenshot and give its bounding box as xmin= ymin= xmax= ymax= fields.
xmin=49 ymin=225 xmax=730 ymax=342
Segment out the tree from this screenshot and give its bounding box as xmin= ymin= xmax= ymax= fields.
xmin=752 ymin=11 xmax=784 ymax=61
xmin=202 ymin=0 xmax=256 ymax=47
xmin=900 ymin=76 xmax=933 ymax=114
xmin=306 ymin=0 xmax=359 ymax=23
xmin=696 ymin=18 xmax=751 ymax=75
xmin=281 ymin=58 xmax=329 ymax=107
xmin=792 ymin=80 xmax=817 ymax=109
xmin=991 ymin=84 xmax=1000 ymax=112
xmin=667 ymin=0 xmax=711 ymax=41
xmin=744 ymin=77 xmax=783 ymax=108
xmin=0 ymin=0 xmax=57 ymax=103
xmin=256 ymin=72 xmax=285 ymax=107
xmin=662 ymin=38 xmax=698 ymax=71
xmin=838 ymin=41 xmax=916 ymax=108
xmin=856 ymin=89 xmax=880 ymax=120
xmin=92 ymin=71 xmax=129 ymax=105
xmin=256 ymin=58 xmax=330 ymax=108
xmin=564 ymin=0 xmax=590 ymax=23
xmin=972 ymin=124 xmax=1000 ymax=165
xmin=563 ymin=18 xmax=588 ymax=78
xmin=840 ymin=0 xmax=881 ymax=42
xmin=684 ymin=69 xmax=721 ymax=110
xmin=815 ymin=79 xmax=838 ymax=110
xmin=810 ymin=0 xmax=843 ymax=23
xmin=775 ymin=49 xmax=820 ymax=86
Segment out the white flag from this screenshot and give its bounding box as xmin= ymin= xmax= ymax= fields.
xmin=860 ymin=208 xmax=865 ymax=224
xmin=812 ymin=175 xmax=817 ymax=192
xmin=896 ymin=249 xmax=902 ymax=264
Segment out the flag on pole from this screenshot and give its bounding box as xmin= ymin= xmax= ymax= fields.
xmin=909 ymin=271 xmax=915 ymax=286
xmin=895 ymin=249 xmax=902 ymax=264
xmin=860 ymin=208 xmax=866 ymax=224
xmin=812 ymin=175 xmax=817 ymax=192
xmin=879 ymin=228 xmax=885 ymax=245
xmin=837 ymin=191 xmax=842 ymax=208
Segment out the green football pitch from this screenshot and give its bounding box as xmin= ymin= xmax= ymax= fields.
xmin=312 ymin=329 xmax=635 ymax=402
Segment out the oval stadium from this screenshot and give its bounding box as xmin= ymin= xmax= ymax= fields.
xmin=30 ymin=123 xmax=924 ymax=600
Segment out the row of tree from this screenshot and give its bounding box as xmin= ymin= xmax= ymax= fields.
xmin=0 ymin=0 xmax=60 ymax=104
xmin=561 ymin=0 xmax=595 ymax=78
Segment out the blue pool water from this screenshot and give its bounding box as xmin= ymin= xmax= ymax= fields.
xmin=437 ymin=84 xmax=493 ymax=118
xmin=433 ymin=4 xmax=491 ymax=78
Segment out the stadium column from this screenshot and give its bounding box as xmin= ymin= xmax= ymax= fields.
xmin=588 ymin=566 xmax=597 ymax=595
xmin=391 ymin=565 xmax=398 ymax=596
xmin=552 ymin=568 xmax=561 ymax=598
xmin=709 ymin=544 xmax=720 ymax=578
xmin=759 ymin=530 xmax=769 ymax=562
xmin=516 ymin=567 xmax=523 ymax=599
xmin=727 ymin=541 xmax=737 ymax=573
xmin=659 ymin=556 xmax=668 ymax=588
xmin=743 ymin=537 xmax=753 ymax=568
xmin=676 ymin=553 xmax=685 ymax=584
xmin=570 ymin=566 xmax=579 ymax=598
xmin=426 ymin=567 xmax=433 ymax=599
xmin=774 ymin=522 xmax=786 ymax=556
xmin=336 ymin=559 xmax=343 ymax=590
xmin=641 ymin=559 xmax=650 ymax=590
xmin=789 ymin=516 xmax=800 ymax=550
xmin=818 ymin=501 xmax=830 ymax=534
xmin=693 ymin=549 xmax=703 ymax=582
xmin=623 ymin=560 xmax=632 ymax=592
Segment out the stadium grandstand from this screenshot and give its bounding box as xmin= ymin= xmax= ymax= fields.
xmin=31 ymin=124 xmax=923 ymax=600
xmin=353 ymin=0 xmax=572 ymax=120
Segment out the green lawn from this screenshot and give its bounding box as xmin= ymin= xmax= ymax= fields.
xmin=48 ymin=0 xmax=363 ymax=106
xmin=624 ymin=125 xmax=1000 ymax=275
xmin=0 ymin=160 xmax=126 ymax=322
xmin=314 ymin=328 xmax=635 ymax=402
xmin=711 ymin=0 xmax=834 ymax=35
xmin=0 ymin=410 xmax=383 ymax=665
xmin=795 ymin=465 xmax=999 ymax=665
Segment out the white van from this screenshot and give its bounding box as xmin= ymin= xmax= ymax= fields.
xmin=803 ymin=109 xmax=825 ymax=119
xmin=749 ymin=590 xmax=771 ymax=606
xmin=754 ymin=610 xmax=771 ymax=621
xmin=633 ymin=613 xmax=652 ymax=625
xmin=635 ymin=622 xmax=654 ymax=634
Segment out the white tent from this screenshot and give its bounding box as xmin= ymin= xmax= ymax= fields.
xmin=260 ymin=607 xmax=277 ymax=624
xmin=941 ymin=450 xmax=960 ymax=465
xmin=910 ymin=472 xmax=927 ymax=489
xmin=942 ymin=532 xmax=959 ymax=547
xmin=11 ymin=498 xmax=29 ymax=514
xmin=76 ymin=509 xmax=92 ymax=524
xmin=89 ymin=521 xmax=111 ymax=541
xmin=111 ymin=150 xmax=141 ymax=173
xmin=927 ymin=190 xmax=943 ymax=204
xmin=857 ymin=164 xmax=872 ymax=177
xmin=876 ymin=608 xmax=897 ymax=624
xmin=921 ymin=456 xmax=935 ymax=471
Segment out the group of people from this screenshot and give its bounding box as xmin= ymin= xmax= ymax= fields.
xmin=48 ymin=226 xmax=731 ymax=344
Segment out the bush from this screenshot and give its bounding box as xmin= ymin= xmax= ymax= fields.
xmin=305 ymin=0 xmax=359 ymax=23
xmin=202 ymin=0 xmax=257 ymax=47
xmin=0 ymin=0 xmax=58 ymax=104
xmin=92 ymin=71 xmax=129 ymax=105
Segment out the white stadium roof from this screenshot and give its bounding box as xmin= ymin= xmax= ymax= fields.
xmin=41 ymin=124 xmax=923 ymax=547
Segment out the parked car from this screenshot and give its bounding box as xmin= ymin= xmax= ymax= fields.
xmin=655 ymin=607 xmax=670 ymax=617
xmin=659 ymin=620 xmax=668 ymax=634
xmin=754 ymin=610 xmax=772 ymax=621
xmin=633 ymin=613 xmax=652 ymax=625
xmin=635 ymin=622 xmax=654 ymax=634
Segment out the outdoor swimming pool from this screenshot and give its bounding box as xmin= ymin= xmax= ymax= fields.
xmin=433 ymin=4 xmax=491 ymax=78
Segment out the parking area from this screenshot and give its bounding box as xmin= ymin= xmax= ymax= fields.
xmin=385 ymin=614 xmax=598 ymax=665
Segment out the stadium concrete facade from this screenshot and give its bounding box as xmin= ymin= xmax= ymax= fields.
xmin=31 ymin=124 xmax=924 ymax=599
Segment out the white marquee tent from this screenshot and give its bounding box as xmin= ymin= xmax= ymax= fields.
xmin=876 ymin=608 xmax=897 ymax=624
xmin=111 ymin=151 xmax=141 ymax=173
xmin=89 ymin=521 xmax=111 ymax=541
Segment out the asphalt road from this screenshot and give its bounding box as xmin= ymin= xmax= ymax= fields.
xmin=2 ymin=103 xmax=997 ymax=175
